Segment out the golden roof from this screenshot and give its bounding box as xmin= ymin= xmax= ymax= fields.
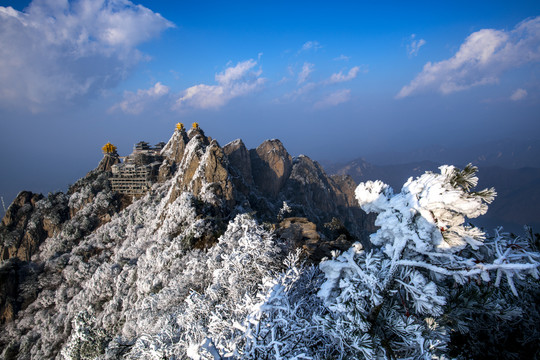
xmin=102 ymin=142 xmax=117 ymax=154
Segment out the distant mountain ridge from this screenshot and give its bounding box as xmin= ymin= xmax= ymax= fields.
xmin=361 ymin=138 xmax=540 ymax=169
xmin=323 ymin=156 xmax=540 ymax=233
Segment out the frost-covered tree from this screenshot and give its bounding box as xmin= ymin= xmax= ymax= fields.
xmin=443 ymin=227 xmax=540 ymax=359
xmin=128 ymin=213 xmax=286 ymax=359
xmin=236 ymin=251 xmax=335 ymax=360
xmin=61 ymin=310 xmax=111 ymax=360
xmin=317 ymin=165 xmax=540 ymax=359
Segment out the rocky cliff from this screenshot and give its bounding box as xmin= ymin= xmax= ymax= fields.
xmin=96 ymin=153 xmax=120 ymax=172
xmin=1 ymin=123 xmax=372 ymax=270
xmin=157 ymin=126 xmax=372 ymax=243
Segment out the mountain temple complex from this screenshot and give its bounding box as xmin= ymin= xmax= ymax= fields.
xmin=102 ymin=122 xmax=192 ymax=196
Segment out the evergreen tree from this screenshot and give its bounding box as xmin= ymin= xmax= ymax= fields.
xmin=317 ymin=165 xmax=539 ymax=359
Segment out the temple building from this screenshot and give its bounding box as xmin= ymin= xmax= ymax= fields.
xmin=109 ymin=141 xmax=165 ymax=196
xmin=106 ymin=123 xmax=196 ymax=196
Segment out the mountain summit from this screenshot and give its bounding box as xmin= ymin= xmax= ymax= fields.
xmin=0 ymin=124 xmax=375 ymax=358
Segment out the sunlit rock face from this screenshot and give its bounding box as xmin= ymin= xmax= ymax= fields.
xmin=159 ymin=127 xmax=369 ymax=241
xmin=223 ymin=139 xmax=253 ymax=188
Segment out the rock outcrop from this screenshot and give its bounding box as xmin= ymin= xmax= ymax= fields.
xmin=223 ymin=139 xmax=254 ymax=188
xmin=155 ymin=127 xmax=372 ymax=244
xmin=277 ymin=217 xmax=321 ymax=253
xmin=96 ymin=153 xmax=120 ymax=172
xmin=250 ymin=139 xmax=293 ymax=197
xmin=330 ymin=174 xmax=361 ymax=208
xmin=282 ymin=155 xmax=347 ymax=214
xmin=277 ymin=217 xmax=359 ymax=261
xmin=191 ymin=140 xmax=235 ymax=208
xmin=161 ymin=127 xmax=190 ymax=164
xmin=160 ymin=129 xmax=238 ymax=226
xmin=0 ymin=191 xmax=47 ymax=262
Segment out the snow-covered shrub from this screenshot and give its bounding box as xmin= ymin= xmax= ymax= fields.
xmin=37 ymin=191 xmax=69 ymax=226
xmin=61 ymin=310 xmax=111 ymax=360
xmin=178 ymin=214 xmax=285 ymax=358
xmin=238 ymin=251 xmax=334 ymax=359
xmin=317 ymin=165 xmax=540 ymax=359
xmin=277 ymin=201 xmax=292 ymax=221
xmin=127 ymin=214 xmax=286 ymax=359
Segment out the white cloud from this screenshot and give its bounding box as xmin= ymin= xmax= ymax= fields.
xmin=300 ymin=41 xmax=322 ymax=52
xmin=510 ymin=88 xmax=528 ymax=101
xmin=314 ymin=89 xmax=351 ymax=109
xmin=175 ymin=59 xmax=265 ymax=109
xmin=327 ymin=66 xmax=361 ymax=84
xmin=282 ymin=82 xmax=317 ymax=101
xmin=110 ymin=82 xmax=170 ymax=114
xmin=397 ymin=16 xmax=540 ymax=98
xmin=281 ymin=64 xmax=364 ymax=104
xmin=298 ymin=62 xmax=315 ymax=84
xmin=407 ymin=34 xmax=426 ymax=57
xmin=334 ymin=54 xmax=350 ymax=61
xmin=0 ymin=0 xmax=173 ymax=111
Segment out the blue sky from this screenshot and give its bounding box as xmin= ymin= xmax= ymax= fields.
xmin=1 ymin=0 xmax=539 ymax=208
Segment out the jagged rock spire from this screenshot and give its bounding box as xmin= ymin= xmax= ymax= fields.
xmin=96 ymin=142 xmax=120 ymax=172
xmin=161 ymin=123 xmax=190 ymax=163
xmin=250 ymin=139 xmax=293 ymax=197
xmin=224 ymin=139 xmax=254 ymax=187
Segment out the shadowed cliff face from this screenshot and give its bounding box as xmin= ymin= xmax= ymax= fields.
xmin=0 ymin=191 xmax=46 ymax=262
xmin=250 ymin=139 xmax=293 ymax=198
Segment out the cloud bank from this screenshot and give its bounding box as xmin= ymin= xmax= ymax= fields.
xmin=397 ymin=16 xmax=540 ymax=98
xmin=0 ymin=0 xmax=173 ymax=111
xmin=175 ymin=59 xmax=265 ymax=109
xmin=110 ymin=82 xmax=170 ymax=115
xmin=314 ymin=89 xmax=351 ymax=109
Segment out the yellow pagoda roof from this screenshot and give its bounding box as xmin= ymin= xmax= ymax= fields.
xmin=102 ymin=142 xmax=117 ymax=154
